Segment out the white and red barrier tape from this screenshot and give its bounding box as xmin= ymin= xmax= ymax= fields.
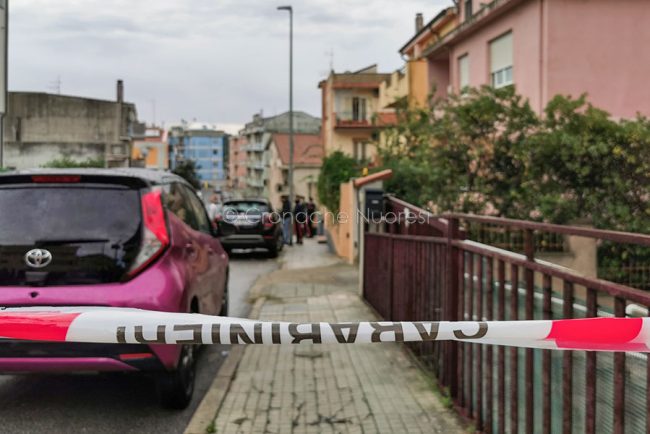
xmin=0 ymin=306 xmax=648 ymax=352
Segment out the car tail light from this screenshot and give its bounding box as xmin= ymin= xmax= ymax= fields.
xmin=127 ymin=190 xmax=169 ymax=278
xmin=31 ymin=175 xmax=81 ymax=183
xmin=263 ymin=213 xmax=274 ymax=229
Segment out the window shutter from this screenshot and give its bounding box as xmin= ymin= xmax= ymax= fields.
xmin=490 ymin=32 xmax=513 ymax=73
xmin=458 ymin=55 xmax=470 ymax=88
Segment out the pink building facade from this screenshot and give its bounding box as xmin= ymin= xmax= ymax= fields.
xmin=423 ymin=0 xmax=650 ymax=117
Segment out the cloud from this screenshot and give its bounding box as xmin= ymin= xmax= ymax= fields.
xmin=8 ymin=0 xmax=451 ymax=125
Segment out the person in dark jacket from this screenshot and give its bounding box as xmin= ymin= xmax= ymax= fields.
xmin=281 ymin=196 xmax=292 ymax=246
xmin=293 ymin=197 xmax=306 ymax=245
xmin=305 ymin=197 xmax=316 ymax=238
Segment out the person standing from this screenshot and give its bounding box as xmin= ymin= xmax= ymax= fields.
xmin=306 ymin=197 xmax=316 ymax=238
xmin=293 ymin=197 xmax=306 ymax=245
xmin=281 ymin=196 xmax=292 ymax=246
xmin=207 ymin=194 xmax=221 ymax=222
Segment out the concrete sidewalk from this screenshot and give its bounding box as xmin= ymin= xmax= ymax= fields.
xmin=206 ymin=239 xmax=464 ymax=434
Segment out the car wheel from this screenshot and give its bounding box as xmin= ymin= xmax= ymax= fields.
xmin=156 ymin=344 xmax=196 ymax=410
xmin=277 ymin=233 xmax=284 ymax=252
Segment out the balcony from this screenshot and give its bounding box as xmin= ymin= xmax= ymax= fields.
xmin=247 ymin=177 xmax=264 ymax=188
xmin=245 ymin=143 xmax=265 ymax=152
xmin=335 ymin=111 xmax=375 ymax=128
xmin=247 ymin=161 xmax=265 ymax=170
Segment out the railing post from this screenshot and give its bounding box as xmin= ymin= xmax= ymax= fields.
xmin=524 ymin=229 xmax=535 ymax=434
xmin=446 ymin=217 xmax=460 ymax=399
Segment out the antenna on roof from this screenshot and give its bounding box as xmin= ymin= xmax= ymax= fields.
xmin=325 ymin=48 xmax=334 ymax=72
xmin=47 ymin=75 xmax=62 ymax=94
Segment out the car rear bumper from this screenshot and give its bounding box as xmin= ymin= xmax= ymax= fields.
xmin=0 ymin=250 xmax=186 ymax=370
xmin=0 ymin=340 xmax=167 ymax=373
xmin=220 ymin=234 xmax=274 ymax=248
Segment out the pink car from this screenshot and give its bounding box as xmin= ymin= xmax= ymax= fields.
xmin=0 ymin=169 xmax=229 ymax=409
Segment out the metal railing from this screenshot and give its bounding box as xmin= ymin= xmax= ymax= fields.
xmin=363 ymin=205 xmax=650 ymax=434
xmin=335 ymin=111 xmax=374 ymax=127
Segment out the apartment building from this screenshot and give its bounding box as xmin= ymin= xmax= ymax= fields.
xmin=319 ymin=65 xmax=390 ymax=164
xmin=131 ymin=125 xmax=168 ymax=170
xmin=2 ymin=81 xmax=137 ymax=169
xmin=168 ymin=122 xmax=229 ymax=188
xmin=227 ymin=134 xmax=248 ymax=192
xmin=239 ymin=111 xmax=320 ymax=197
xmin=421 ymin=0 xmax=650 ymax=117
xmin=266 ymin=133 xmax=322 ymax=210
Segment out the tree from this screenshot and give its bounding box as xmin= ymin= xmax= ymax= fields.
xmin=317 ymin=151 xmax=360 ymax=214
xmin=375 ymin=86 xmax=649 ymax=231
xmin=172 ymin=160 xmax=202 ymax=190
xmin=378 ymin=85 xmax=539 ymax=217
xmin=42 ymin=156 xmax=105 ymax=168
xmin=433 ymin=85 xmax=538 ymax=217
xmin=529 ymin=94 xmax=650 ymax=229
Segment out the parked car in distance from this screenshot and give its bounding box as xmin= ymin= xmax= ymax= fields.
xmin=215 ymin=199 xmax=283 ymax=257
xmin=0 ymin=168 xmax=229 ymax=409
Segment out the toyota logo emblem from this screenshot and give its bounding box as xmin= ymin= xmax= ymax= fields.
xmin=24 ymin=249 xmax=53 ymax=268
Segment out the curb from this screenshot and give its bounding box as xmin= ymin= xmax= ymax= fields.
xmin=183 ymin=296 xmax=266 ymax=434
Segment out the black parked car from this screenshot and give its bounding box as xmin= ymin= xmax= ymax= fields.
xmin=216 ymin=199 xmax=283 ymax=257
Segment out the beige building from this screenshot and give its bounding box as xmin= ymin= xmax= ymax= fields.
xmin=318 ymin=65 xmax=390 ymax=165
xmin=266 ymin=133 xmax=322 ymax=210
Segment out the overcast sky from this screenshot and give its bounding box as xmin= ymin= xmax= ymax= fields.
xmin=9 ymin=0 xmax=450 ymax=132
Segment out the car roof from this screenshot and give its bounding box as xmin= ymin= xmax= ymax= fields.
xmin=224 ymin=198 xmax=270 ymax=204
xmin=0 ymin=168 xmax=191 ymax=187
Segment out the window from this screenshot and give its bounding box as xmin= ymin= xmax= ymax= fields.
xmin=458 ymin=54 xmax=469 ymax=90
xmin=163 ymin=182 xmax=197 ymax=230
xmin=181 ymin=185 xmax=212 ymax=234
xmin=490 ymin=32 xmax=513 ymax=88
xmin=354 ymin=139 xmax=368 ymax=162
xmin=464 ymin=0 xmax=473 ymax=20
xmin=352 ymin=97 xmax=367 ymax=121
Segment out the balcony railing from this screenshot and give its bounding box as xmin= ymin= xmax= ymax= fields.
xmin=335 ymin=111 xmax=374 ymax=128
xmin=244 ymin=143 xmax=265 ymax=152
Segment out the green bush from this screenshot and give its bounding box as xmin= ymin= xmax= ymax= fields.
xmin=42 ymin=156 xmax=105 ymax=168
xmin=376 ymin=86 xmax=649 ymax=233
xmin=317 ymin=151 xmax=360 ymax=214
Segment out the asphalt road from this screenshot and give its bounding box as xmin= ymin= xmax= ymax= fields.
xmin=0 ymin=249 xmax=279 ymax=434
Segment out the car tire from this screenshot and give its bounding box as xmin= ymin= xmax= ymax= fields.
xmin=268 ymin=235 xmax=282 ymax=258
xmin=156 ymin=344 xmax=196 ymax=410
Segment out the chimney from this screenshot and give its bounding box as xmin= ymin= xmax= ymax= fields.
xmin=116 ymin=79 xmax=124 ymax=103
xmin=415 ymin=13 xmax=424 ymax=33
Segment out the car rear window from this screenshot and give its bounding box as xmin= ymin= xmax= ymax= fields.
xmin=223 ymin=201 xmax=270 ymax=214
xmin=0 ymin=185 xmax=143 ymax=286
xmin=0 ymin=186 xmax=140 ymax=244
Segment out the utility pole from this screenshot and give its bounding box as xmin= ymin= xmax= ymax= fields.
xmin=277 ymin=5 xmax=294 ymax=241
xmin=0 ymin=0 xmax=8 ymax=169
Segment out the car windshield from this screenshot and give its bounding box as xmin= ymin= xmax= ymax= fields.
xmin=223 ymin=201 xmax=270 ymax=214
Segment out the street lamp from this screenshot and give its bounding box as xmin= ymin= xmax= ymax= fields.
xmin=277 ymin=5 xmax=294 ymax=242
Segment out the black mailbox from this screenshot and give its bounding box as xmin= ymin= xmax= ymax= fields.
xmin=365 ymin=189 xmax=384 ymax=220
